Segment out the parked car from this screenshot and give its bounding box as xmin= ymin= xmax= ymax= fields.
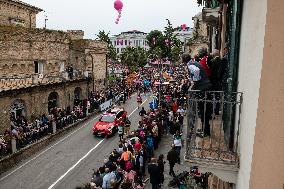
xmin=92 ymin=108 xmax=127 ymax=138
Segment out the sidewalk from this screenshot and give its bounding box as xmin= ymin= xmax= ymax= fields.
xmin=145 ymin=125 xmax=189 ymax=189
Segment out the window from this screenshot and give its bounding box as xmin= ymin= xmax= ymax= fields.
xmin=117 ymin=48 xmax=119 ymax=53
xmin=59 ymin=62 xmax=65 ymax=72
xmin=34 ymin=61 xmax=38 ymax=73
xmin=34 ymin=61 xmax=44 ymax=74
xmin=125 ymin=40 xmax=127 ymax=45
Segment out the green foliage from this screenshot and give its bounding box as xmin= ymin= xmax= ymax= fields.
xmin=120 ymin=46 xmax=147 ymax=72
xmin=146 ymin=19 xmax=183 ymax=63
xmin=96 ymin=30 xmax=117 ymax=61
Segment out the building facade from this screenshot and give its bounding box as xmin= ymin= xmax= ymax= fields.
xmin=173 ymin=26 xmax=193 ymax=52
xmin=185 ymin=0 xmax=284 ymax=189
xmin=110 ymin=30 xmax=149 ymax=55
xmin=185 ymin=12 xmax=209 ymax=56
xmin=0 ymin=0 xmax=42 ymax=28
xmin=0 ymin=0 xmax=107 ymax=132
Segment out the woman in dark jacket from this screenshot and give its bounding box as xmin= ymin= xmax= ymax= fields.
xmin=157 ymin=154 xmax=165 ymax=185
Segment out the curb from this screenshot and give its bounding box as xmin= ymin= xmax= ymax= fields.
xmin=0 ymin=110 xmax=99 ymax=176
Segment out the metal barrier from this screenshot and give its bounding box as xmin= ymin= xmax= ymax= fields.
xmin=185 ymin=90 xmax=243 ymax=166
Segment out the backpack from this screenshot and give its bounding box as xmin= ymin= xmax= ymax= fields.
xmin=146 ymin=137 xmax=154 ymax=148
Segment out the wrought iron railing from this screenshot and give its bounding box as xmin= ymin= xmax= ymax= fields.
xmin=185 ymin=90 xmax=243 ymax=166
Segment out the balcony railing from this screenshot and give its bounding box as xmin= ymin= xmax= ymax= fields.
xmin=0 ymin=70 xmax=90 ymax=92
xmin=185 ymin=90 xmax=243 ymax=167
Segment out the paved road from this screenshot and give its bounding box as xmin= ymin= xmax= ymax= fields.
xmin=0 ymin=94 xmax=151 ymax=189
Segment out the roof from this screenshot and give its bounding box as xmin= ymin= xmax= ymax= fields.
xmin=120 ymin=30 xmax=147 ymax=35
xmin=2 ymin=0 xmax=43 ymax=12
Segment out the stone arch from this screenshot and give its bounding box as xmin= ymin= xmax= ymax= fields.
xmin=74 ymin=87 xmax=82 ymax=106
xmin=48 ymin=92 xmax=59 ymax=113
xmin=10 ymin=99 xmax=26 ymax=119
xmin=11 ymin=64 xmax=17 ymax=70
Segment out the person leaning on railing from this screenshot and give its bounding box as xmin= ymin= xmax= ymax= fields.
xmin=182 ymin=53 xmax=213 ymax=137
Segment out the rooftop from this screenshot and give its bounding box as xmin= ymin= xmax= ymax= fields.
xmin=1 ymin=0 xmax=43 ymax=12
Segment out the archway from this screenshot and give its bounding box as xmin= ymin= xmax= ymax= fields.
xmin=48 ymin=92 xmax=59 ymax=113
xmin=74 ymin=87 xmax=82 ymax=106
xmin=10 ymin=99 xmax=26 ymax=119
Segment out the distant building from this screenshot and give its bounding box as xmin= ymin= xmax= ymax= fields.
xmin=0 ymin=0 xmax=42 ymax=28
xmin=110 ymin=30 xmax=149 ymax=55
xmin=173 ymin=27 xmax=193 ymax=52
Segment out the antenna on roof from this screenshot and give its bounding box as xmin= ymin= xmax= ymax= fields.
xmin=44 ymin=12 xmax=48 ymax=29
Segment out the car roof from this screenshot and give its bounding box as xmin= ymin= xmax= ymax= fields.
xmin=102 ymin=113 xmax=116 ymax=116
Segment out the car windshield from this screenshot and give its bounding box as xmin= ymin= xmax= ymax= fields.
xmin=101 ymin=115 xmax=115 ymax=123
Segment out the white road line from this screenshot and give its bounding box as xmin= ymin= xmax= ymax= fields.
xmin=47 ymin=139 xmax=105 ymax=189
xmin=0 ymin=115 xmax=100 ymax=181
xmin=47 ymin=97 xmax=149 ymax=188
xmin=128 ymin=98 xmax=148 ymax=117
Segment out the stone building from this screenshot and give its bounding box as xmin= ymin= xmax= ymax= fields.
xmin=0 ymin=0 xmax=42 ymax=28
xmin=185 ymin=12 xmax=209 ymax=56
xmin=0 ymin=0 xmax=107 ymax=132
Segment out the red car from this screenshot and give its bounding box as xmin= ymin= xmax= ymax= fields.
xmin=92 ymin=108 xmax=127 ymax=137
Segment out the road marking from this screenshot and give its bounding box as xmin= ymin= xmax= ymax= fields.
xmin=0 ymin=115 xmax=100 ymax=181
xmin=47 ymin=139 xmax=105 ymax=189
xmin=0 ymin=96 xmax=149 ymax=184
xmin=47 ymin=97 xmax=149 ymax=188
xmin=128 ymin=98 xmax=148 ymax=117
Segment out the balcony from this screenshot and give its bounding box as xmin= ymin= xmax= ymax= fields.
xmin=185 ymin=90 xmax=243 ymax=183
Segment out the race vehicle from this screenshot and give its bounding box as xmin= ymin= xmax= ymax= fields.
xmin=92 ymin=107 xmax=127 ymax=138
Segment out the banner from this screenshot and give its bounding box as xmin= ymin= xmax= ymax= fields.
xmin=100 ymin=100 xmax=112 ymax=111
xmin=115 ymin=94 xmax=124 ymax=103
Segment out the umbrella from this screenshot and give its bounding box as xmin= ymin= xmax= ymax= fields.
xmin=154 ymin=81 xmax=161 ymax=85
xmin=144 ymin=63 xmax=152 ymax=68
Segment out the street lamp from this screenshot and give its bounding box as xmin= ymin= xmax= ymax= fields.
xmin=87 ymin=52 xmax=95 ymax=92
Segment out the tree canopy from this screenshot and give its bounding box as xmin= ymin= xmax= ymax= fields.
xmin=146 ymin=19 xmax=183 ymax=63
xmin=96 ymin=30 xmax=117 ymax=61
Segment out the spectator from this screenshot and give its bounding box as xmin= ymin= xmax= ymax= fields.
xmin=148 ymin=158 xmax=160 ymax=189
xmin=167 ymin=144 xmax=179 ymax=177
xmin=157 ymin=154 xmax=165 ymax=186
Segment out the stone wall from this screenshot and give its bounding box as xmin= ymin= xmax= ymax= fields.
xmin=0 ymin=26 xmax=70 ymax=76
xmin=0 ymin=79 xmax=90 ymax=133
xmin=0 ymin=0 xmax=41 ymax=28
xmin=0 ymin=26 xmax=107 ymax=85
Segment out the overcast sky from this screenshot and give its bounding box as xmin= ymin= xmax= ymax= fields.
xmin=23 ymin=0 xmax=202 ymax=39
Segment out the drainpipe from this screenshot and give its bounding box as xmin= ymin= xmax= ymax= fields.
xmin=224 ymin=0 xmax=243 ymax=150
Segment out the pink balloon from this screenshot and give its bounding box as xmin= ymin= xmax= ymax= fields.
xmin=118 ymin=14 xmax=121 ymax=18
xmin=115 ymin=21 xmax=118 ymax=24
xmin=114 ymin=0 xmax=123 ymax=11
xmin=182 ymin=24 xmax=187 ymax=31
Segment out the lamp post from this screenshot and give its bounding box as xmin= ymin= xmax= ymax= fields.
xmin=87 ymin=52 xmax=95 ymax=92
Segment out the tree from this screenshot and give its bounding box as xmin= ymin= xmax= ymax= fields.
xmin=146 ymin=19 xmax=183 ymax=63
xmin=120 ymin=47 xmax=147 ymax=72
xmin=96 ymin=30 xmax=117 ymax=61
xmin=163 ymin=19 xmax=182 ymax=62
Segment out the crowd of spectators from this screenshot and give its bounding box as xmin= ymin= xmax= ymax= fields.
xmin=74 ymin=65 xmax=194 ymax=189
xmin=0 ymin=73 xmax=132 ymax=158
